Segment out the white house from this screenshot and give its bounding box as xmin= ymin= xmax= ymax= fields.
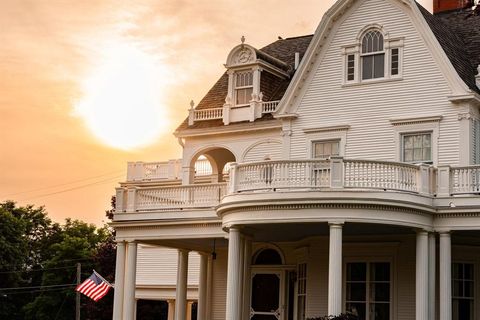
xmin=111 ymin=0 xmax=480 ymax=320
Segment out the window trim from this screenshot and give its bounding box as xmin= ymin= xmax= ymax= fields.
xmin=392 ymin=120 xmax=439 ymax=166
xmin=401 ymin=132 xmax=433 ymax=164
xmin=306 ymin=129 xmax=347 ymax=159
xmin=342 ymin=25 xmax=404 ymax=85
xmin=343 ymin=259 xmax=394 ymax=320
xmin=312 ymin=139 xmax=341 ymax=159
xmin=234 ymin=70 xmax=254 ymax=107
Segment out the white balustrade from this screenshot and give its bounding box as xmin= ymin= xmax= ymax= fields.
xmin=261 ymin=100 xmax=280 ymax=113
xmin=450 ymin=165 xmax=480 ymax=194
xmin=193 ymin=108 xmax=223 ymax=121
xmin=127 ymin=160 xmax=182 ymax=181
xmin=344 ymin=159 xmax=420 ymax=192
xmin=130 ymin=183 xmax=227 ymax=211
xmin=234 ymin=160 xmax=330 ymax=192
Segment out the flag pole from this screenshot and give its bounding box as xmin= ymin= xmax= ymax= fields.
xmin=93 ymin=269 xmax=114 ymax=288
xmin=76 ymin=263 xmax=81 ymax=320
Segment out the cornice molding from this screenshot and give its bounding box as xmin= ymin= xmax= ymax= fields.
xmin=389 ymin=115 xmax=443 ymax=126
xmin=303 ymin=124 xmax=351 ymax=133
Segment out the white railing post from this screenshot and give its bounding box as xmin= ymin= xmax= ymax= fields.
xmin=417 ymin=164 xmax=431 ymax=195
xmin=134 ymin=162 xmax=145 ymax=181
xmin=168 ymin=159 xmax=178 ymax=180
xmin=223 ymin=98 xmax=231 ymax=125
xmin=127 ymin=162 xmax=135 ymax=181
xmin=330 ymin=156 xmax=344 ymax=189
xmin=437 ymin=165 xmax=451 ymax=197
xmin=115 ymin=187 xmax=125 ymax=212
xmin=126 ymin=187 xmax=138 ymax=212
xmin=229 ymin=163 xmax=238 ymax=194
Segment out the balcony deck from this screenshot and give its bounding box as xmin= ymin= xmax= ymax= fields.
xmin=115 ymin=158 xmax=480 ymax=216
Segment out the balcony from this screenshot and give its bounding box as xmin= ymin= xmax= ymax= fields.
xmin=115 ymin=158 xmax=480 ymax=215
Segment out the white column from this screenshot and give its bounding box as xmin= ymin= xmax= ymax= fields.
xmin=113 ymin=241 xmax=126 ymax=320
xmin=198 ymin=253 xmax=208 ymax=320
xmin=243 ymin=238 xmax=252 ymax=320
xmin=123 ymin=241 xmax=138 ymax=320
xmin=328 ymin=223 xmax=343 ymax=316
xmin=416 ymin=231 xmax=429 ymax=320
xmin=428 ymin=233 xmax=436 ymax=320
xmin=186 ymin=301 xmax=193 ymax=320
xmin=175 ymin=249 xmax=189 ymax=320
xmin=167 ymin=300 xmax=176 ymax=320
xmin=439 ymin=232 xmax=452 ymax=320
xmin=206 ymin=255 xmax=214 ymax=319
xmin=238 ymin=236 xmax=245 ymax=319
xmin=226 ymin=227 xmax=242 ymax=320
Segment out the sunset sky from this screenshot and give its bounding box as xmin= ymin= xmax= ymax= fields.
xmin=0 ymin=0 xmax=432 ymax=226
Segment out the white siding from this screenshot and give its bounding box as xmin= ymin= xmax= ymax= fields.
xmin=243 ymin=140 xmax=283 ymax=162
xmin=290 ymin=0 xmax=460 ymax=165
xmin=211 ymin=248 xmax=228 ymax=320
xmin=136 ymin=245 xmax=200 ymax=286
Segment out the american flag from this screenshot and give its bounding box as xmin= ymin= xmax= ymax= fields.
xmin=76 ymin=270 xmax=112 ymax=302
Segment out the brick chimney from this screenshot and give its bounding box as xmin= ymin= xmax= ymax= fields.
xmin=433 ymin=0 xmax=473 ymax=13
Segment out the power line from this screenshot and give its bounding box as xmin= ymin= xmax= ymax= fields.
xmin=0 ymin=286 xmax=75 ymax=295
xmin=18 ymin=175 xmax=123 ymax=201
xmin=1 ymin=170 xmax=125 ymax=198
xmin=0 ymin=284 xmax=75 ymax=291
xmin=0 ymin=265 xmax=77 ymax=274
xmin=0 ymin=257 xmax=94 ymax=268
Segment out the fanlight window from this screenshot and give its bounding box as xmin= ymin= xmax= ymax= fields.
xmin=253 ymin=248 xmax=283 ymax=265
xmin=361 ymin=30 xmax=385 ymax=80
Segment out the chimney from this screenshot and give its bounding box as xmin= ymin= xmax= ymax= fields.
xmin=433 ymin=0 xmax=473 ymax=14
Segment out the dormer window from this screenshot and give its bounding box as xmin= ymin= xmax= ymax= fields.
xmin=343 ymin=25 xmax=404 ymax=85
xmin=361 ymin=30 xmax=385 ymax=80
xmin=235 ymin=71 xmax=253 ymax=106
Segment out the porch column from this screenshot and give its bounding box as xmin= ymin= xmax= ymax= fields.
xmin=186 ymin=301 xmax=194 ymax=320
xmin=238 ymin=236 xmax=245 ymax=320
xmin=439 ymin=232 xmax=452 ymax=320
xmin=206 ymin=255 xmax=214 ymax=318
xmin=243 ymin=238 xmax=252 ymax=320
xmin=175 ymin=249 xmax=189 ymax=320
xmin=113 ymin=241 xmax=126 ymax=320
xmin=328 ymin=222 xmax=343 ymax=316
xmin=123 ymin=241 xmax=138 ymax=320
xmin=198 ymin=253 xmax=208 ymax=320
xmin=428 ymin=233 xmax=436 ymax=320
xmin=416 ymin=231 xmax=428 ymax=320
xmin=167 ymin=300 xmax=175 ymax=320
xmin=226 ymin=227 xmax=242 ymax=320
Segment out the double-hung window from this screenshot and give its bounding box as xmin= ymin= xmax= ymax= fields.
xmin=344 ymin=27 xmax=403 ymax=84
xmin=402 ymin=132 xmax=432 ymax=164
xmin=296 ymin=263 xmax=307 ymax=320
xmin=361 ymin=30 xmax=385 ymax=80
xmin=313 ymin=140 xmax=340 ymax=159
xmin=453 ymin=263 xmax=474 ymax=320
xmin=234 ymin=71 xmax=253 ymax=106
xmin=346 ymin=262 xmax=391 ymax=320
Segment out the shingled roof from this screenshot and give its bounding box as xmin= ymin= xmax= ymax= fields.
xmin=175 ymin=35 xmax=313 ymax=133
xmin=417 ymin=3 xmax=480 ymax=93
xmin=176 ymin=3 xmax=480 ymax=134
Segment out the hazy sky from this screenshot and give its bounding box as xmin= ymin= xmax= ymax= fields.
xmin=0 ymin=0 xmax=432 ymax=225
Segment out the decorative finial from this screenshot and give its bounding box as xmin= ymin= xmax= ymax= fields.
xmin=190 ymin=100 xmax=195 ymax=109
xmin=241 ymin=35 xmax=245 ymax=44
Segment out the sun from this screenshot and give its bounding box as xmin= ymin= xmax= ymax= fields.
xmin=75 ymin=44 xmax=169 ymax=150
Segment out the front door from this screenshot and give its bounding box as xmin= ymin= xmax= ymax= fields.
xmin=250 ymin=270 xmax=284 ymax=320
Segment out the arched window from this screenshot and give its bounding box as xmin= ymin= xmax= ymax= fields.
xmin=361 ymin=30 xmax=385 ymax=80
xmin=253 ymin=248 xmax=283 ymax=265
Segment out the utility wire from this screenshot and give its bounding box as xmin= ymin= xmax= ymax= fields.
xmin=0 ymin=284 xmax=76 ymax=291
xmin=0 ymin=286 xmax=75 ymax=295
xmin=18 ymin=175 xmax=123 ymax=201
xmin=1 ymin=170 xmax=125 ymax=198
xmin=0 ymin=257 xmax=94 ymax=268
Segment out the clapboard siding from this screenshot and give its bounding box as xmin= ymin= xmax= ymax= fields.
xmin=290 ymin=0 xmax=460 ymax=165
xmin=136 ymin=245 xmax=200 ymax=286
xmin=243 ymin=140 xmax=283 ymax=162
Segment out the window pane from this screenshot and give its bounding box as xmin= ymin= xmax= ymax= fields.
xmin=414 ymin=148 xmax=422 ymax=161
xmin=347 ymin=263 xmax=367 ymax=281
xmin=371 ymin=263 xmax=390 ymax=281
xmin=404 ymin=136 xmax=413 ymax=149
xmin=391 ymin=48 xmax=399 ymax=75
xmin=347 ymin=303 xmax=366 ymax=320
xmin=362 ymin=56 xmax=373 ymax=80
xmin=331 ymin=142 xmax=339 ymax=156
xmin=464 ymin=264 xmax=474 ymax=280
xmin=370 ymin=303 xmax=390 ymax=320
xmin=374 ymin=54 xmax=385 ymax=78
xmin=404 ymin=149 xmax=413 ymax=162
xmin=347 ymin=283 xmax=367 ymax=301
xmin=371 ymin=283 xmax=390 ymax=302
xmin=347 ymin=55 xmax=355 ymax=81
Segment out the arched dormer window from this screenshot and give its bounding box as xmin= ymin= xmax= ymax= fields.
xmin=343 ymin=25 xmax=403 ymax=84
xmin=361 ymin=30 xmax=385 ymax=80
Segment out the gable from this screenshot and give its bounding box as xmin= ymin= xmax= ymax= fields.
xmin=277 ymin=0 xmax=474 ymax=116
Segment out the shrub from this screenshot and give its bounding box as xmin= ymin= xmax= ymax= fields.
xmin=307 ymin=313 xmax=359 ymax=320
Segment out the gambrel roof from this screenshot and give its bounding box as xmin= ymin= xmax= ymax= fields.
xmin=418 ymin=3 xmax=480 ymax=93
xmin=175 ymin=1 xmax=480 ymax=134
